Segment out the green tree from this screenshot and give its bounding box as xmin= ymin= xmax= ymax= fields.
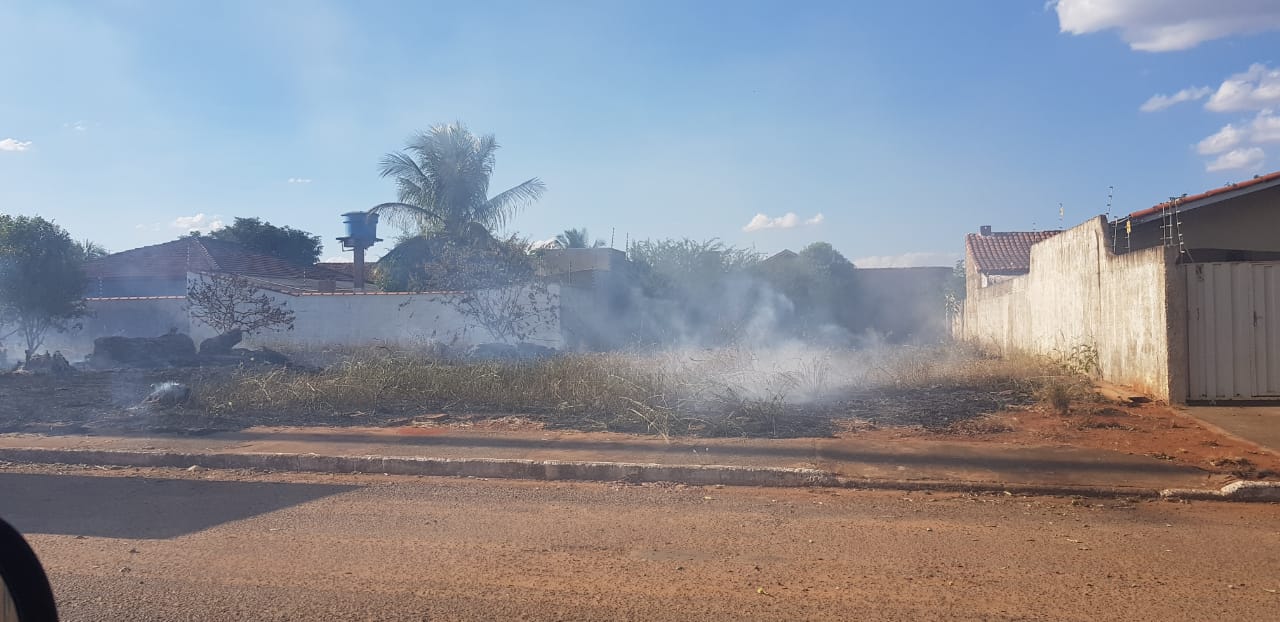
xmin=370 ymin=122 xmax=546 ymax=238
xmin=0 ymin=215 xmax=88 ymax=362
xmin=72 ymin=239 xmax=109 ymax=261
xmin=555 ymin=228 xmax=606 ymax=249
xmin=374 ymin=226 xmax=536 ymax=292
xmin=210 ymin=217 xmax=322 ymax=266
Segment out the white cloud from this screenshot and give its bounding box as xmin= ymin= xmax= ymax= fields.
xmin=742 ymin=212 xmax=823 ymax=232
xmin=1206 ymin=63 xmax=1280 ymax=112
xmin=1205 ymin=147 xmax=1265 ymax=172
xmin=0 ymin=138 xmax=32 ymax=152
xmin=853 ymin=251 xmax=961 ymax=269
xmin=63 ymin=121 xmax=88 ymax=131
xmin=1054 ymin=0 xmax=1280 ymax=52
xmin=1197 ymin=124 xmax=1245 ymax=154
xmin=171 ymin=213 xmax=225 ymax=233
xmin=287 ymin=177 xmax=312 ymax=184
xmin=1139 ymin=86 xmax=1210 ymax=112
xmin=1251 ymin=109 xmax=1280 ymax=143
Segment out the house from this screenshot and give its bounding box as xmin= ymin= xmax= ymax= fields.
xmin=957 ymin=170 xmax=1280 ymax=403
xmin=84 ymin=236 xmax=353 ymax=297
xmin=964 ymin=226 xmax=1060 ymax=289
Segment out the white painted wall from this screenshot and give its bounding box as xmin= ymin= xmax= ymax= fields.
xmin=186 ymin=274 xmax=562 ymax=351
xmin=36 ymin=297 xmax=190 ymax=361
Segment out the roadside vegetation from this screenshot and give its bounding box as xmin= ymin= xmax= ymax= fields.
xmin=190 ymin=344 xmax=1080 ymax=438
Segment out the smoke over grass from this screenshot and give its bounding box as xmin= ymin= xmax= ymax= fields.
xmin=192 ymin=344 xmax=1063 ymax=438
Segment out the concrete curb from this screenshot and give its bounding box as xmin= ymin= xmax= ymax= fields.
xmin=0 ymin=446 xmax=1271 ymax=501
xmin=1161 ymin=480 xmax=1280 ymax=502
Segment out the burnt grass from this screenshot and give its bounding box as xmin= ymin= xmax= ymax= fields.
xmin=0 ymin=366 xmax=1037 ymax=439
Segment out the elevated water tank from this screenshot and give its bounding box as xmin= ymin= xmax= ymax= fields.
xmin=341 ymin=211 xmax=380 ymax=249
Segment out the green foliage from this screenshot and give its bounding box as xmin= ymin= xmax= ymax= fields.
xmin=371 ymin=121 xmax=546 ymax=237
xmin=627 ymin=238 xmax=760 ymax=299
xmin=555 ymin=228 xmax=605 ymax=249
xmin=753 ymin=242 xmax=861 ymax=338
xmin=210 ymin=217 xmax=322 ymax=266
xmin=0 ymin=215 xmax=88 ymax=361
xmin=72 ymin=239 xmax=109 ymax=261
xmin=374 ymin=224 xmax=536 ymax=292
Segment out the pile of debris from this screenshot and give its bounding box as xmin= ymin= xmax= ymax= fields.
xmin=13 ymin=351 xmax=76 ymax=376
xmin=86 ymin=329 xmax=291 ymax=369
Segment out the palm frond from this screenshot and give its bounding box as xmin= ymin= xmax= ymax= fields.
xmin=484 ymin=178 xmax=546 ymax=229
xmin=368 ymin=202 xmax=441 ymax=233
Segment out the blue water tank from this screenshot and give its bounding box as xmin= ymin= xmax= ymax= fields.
xmin=341 ymin=211 xmax=379 ymax=245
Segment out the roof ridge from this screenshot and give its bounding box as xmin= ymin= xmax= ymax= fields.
xmin=190 ymin=236 xmax=220 ymax=271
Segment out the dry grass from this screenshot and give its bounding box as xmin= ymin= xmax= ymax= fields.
xmin=193 ymin=343 xmax=1086 ymax=438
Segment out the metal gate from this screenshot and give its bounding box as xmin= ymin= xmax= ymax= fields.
xmin=1186 ymin=262 xmax=1280 ymax=400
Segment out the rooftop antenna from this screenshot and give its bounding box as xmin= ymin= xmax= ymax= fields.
xmin=1104 ymin=185 xmax=1114 ymax=219
xmin=610 ymin=227 xmax=615 ymax=249
xmin=1058 ymin=202 xmax=1064 ymax=226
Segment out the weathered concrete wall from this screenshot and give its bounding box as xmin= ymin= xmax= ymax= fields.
xmin=37 ymin=297 xmax=190 ymax=361
xmin=959 ymin=216 xmax=1180 ymax=400
xmin=23 ymin=281 xmax=561 ymax=362
xmin=186 ymin=277 xmax=562 ymax=351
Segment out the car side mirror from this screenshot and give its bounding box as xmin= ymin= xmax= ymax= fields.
xmin=0 ymin=518 xmax=58 ymax=621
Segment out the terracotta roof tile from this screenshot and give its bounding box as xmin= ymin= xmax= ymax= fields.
xmin=966 ymin=230 xmax=1060 ymax=274
xmin=1129 ymin=169 xmax=1280 ymax=220
xmin=315 ymin=261 xmax=376 ymax=281
xmin=85 ymin=237 xmax=346 ymax=281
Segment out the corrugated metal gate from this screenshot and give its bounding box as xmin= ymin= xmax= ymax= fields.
xmin=1186 ymin=262 xmax=1280 ymax=400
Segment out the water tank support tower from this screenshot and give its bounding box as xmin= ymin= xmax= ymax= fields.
xmin=337 ymin=211 xmax=382 ymax=291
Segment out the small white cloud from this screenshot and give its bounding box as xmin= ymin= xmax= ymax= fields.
xmin=1140 ymin=87 xmax=1211 ymax=112
xmin=742 ymin=212 xmax=823 ymax=232
xmin=1054 ymin=0 xmax=1280 ymax=52
xmin=287 ymin=177 xmax=313 ymax=184
xmin=1251 ymin=109 xmax=1280 ymax=143
xmin=1206 ymin=63 xmax=1280 ymax=112
xmin=1205 ymin=147 xmax=1265 ymax=172
xmin=63 ymin=121 xmax=88 ymax=131
xmin=0 ymin=138 xmax=32 ymax=152
xmin=171 ymin=213 xmax=225 ymax=233
xmin=853 ymin=251 xmax=961 ymax=269
xmin=1197 ymin=124 xmax=1244 ymax=155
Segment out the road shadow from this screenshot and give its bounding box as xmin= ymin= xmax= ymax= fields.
xmin=0 ymin=473 xmax=357 ymax=539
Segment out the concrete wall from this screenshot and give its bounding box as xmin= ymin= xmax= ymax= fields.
xmin=38 ymin=297 xmax=190 ymax=360
xmin=189 ymin=278 xmax=562 ymax=352
xmin=22 ymin=281 xmax=561 ymax=362
xmin=959 ymin=216 xmax=1182 ymax=400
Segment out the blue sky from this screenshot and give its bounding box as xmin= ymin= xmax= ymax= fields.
xmin=3 ymin=0 xmax=1280 ymax=266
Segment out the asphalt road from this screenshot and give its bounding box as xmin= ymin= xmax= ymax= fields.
xmin=1 ymin=465 xmax=1278 ymax=621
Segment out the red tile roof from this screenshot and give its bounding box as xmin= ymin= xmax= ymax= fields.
xmin=965 ymin=230 xmax=1060 ymax=274
xmin=85 ymin=237 xmax=347 ymax=281
xmin=315 ymin=261 xmax=376 ymax=281
xmin=1129 ymin=169 xmax=1280 ymax=220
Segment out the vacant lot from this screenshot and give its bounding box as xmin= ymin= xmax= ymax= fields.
xmin=2 ymin=345 xmax=1276 ymax=479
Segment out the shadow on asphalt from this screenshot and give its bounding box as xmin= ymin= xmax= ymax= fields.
xmin=0 ymin=473 xmax=357 ymax=539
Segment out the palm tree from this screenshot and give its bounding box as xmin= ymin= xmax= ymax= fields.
xmin=369 ymin=122 xmax=546 ymax=238
xmin=555 ymin=228 xmax=606 ymax=249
